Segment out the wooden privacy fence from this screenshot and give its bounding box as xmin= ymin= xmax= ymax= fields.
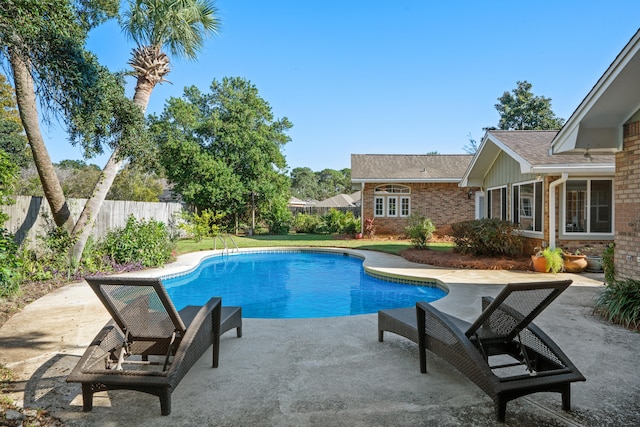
xmin=2 ymin=196 xmax=185 ymax=246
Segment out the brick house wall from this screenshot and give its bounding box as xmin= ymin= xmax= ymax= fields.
xmin=615 ymin=120 xmax=640 ymax=278
xmin=361 ymin=182 xmax=475 ymax=235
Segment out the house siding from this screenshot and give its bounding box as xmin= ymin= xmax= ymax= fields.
xmin=362 ymin=182 xmax=475 ymax=235
xmin=615 ymin=120 xmax=640 ymax=278
xmin=485 ymin=152 xmax=536 ymax=189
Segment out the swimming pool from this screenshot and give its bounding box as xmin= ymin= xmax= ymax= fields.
xmin=163 ymin=250 xmax=446 ymax=318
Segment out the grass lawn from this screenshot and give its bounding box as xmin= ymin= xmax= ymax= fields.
xmin=175 ymin=233 xmax=453 ymax=256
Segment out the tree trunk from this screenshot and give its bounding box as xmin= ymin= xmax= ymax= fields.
xmin=9 ymin=50 xmax=74 ymax=233
xmin=69 ymin=81 xmax=154 ymax=265
xmin=69 ymin=148 xmax=123 ymax=265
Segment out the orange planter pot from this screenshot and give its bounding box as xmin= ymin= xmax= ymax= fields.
xmin=531 ymin=255 xmax=548 ymax=272
xmin=563 ymin=254 xmax=588 ymax=273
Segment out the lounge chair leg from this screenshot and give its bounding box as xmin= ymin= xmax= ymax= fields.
xmin=159 ymin=392 xmax=171 ymax=416
xmin=378 ymin=329 xmax=384 ymax=342
xmin=81 ymin=383 xmax=94 ymax=412
xmin=495 ymin=400 xmax=507 ymax=423
xmin=236 ymin=326 xmax=242 ymax=338
xmin=561 ymin=385 xmax=571 ymax=411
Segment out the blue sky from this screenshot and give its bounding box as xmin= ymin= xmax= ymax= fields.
xmin=42 ymin=1 xmax=639 ymax=172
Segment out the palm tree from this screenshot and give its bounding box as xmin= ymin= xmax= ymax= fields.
xmin=69 ymin=0 xmax=220 ymax=263
xmin=123 ymin=0 xmax=220 ymax=112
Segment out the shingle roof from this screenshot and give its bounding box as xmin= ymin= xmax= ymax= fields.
xmin=315 ymin=193 xmax=357 ymax=208
xmin=351 ymin=154 xmax=473 ymax=181
xmin=487 ymin=130 xmax=614 ymax=165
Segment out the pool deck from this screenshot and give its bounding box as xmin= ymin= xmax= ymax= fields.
xmin=1 ymin=248 xmax=638 ymax=426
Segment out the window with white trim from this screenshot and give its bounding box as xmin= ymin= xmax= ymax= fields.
xmin=387 ymin=196 xmax=398 ymax=217
xmin=564 ymin=179 xmax=613 ymax=234
xmin=400 ymin=197 xmax=410 ymax=217
xmin=512 ymin=181 xmax=543 ymax=232
xmin=374 ymin=196 xmax=384 ymax=217
xmin=487 ymin=186 xmax=507 ymax=220
xmin=374 ymin=185 xmax=410 ymax=217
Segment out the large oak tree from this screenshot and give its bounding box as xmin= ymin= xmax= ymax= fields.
xmin=150 ymin=77 xmax=292 ymax=231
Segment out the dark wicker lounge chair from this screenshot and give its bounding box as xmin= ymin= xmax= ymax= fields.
xmin=416 ymin=280 xmax=586 ymax=422
xmin=67 ymin=276 xmax=242 ymax=415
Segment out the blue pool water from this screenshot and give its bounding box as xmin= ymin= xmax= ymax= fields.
xmin=163 ymin=251 xmax=446 ymax=318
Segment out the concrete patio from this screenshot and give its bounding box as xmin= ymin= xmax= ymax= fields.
xmin=1 ymin=249 xmax=638 ymax=426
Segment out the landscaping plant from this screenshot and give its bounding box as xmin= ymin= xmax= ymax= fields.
xmin=178 ymin=209 xmax=224 ymax=242
xmin=594 ymin=278 xmax=640 ymax=331
xmin=101 ymin=215 xmax=175 ymax=267
xmin=451 ymin=218 xmax=522 ymax=257
xmin=405 ymin=214 xmax=435 ymax=249
xmin=0 ymin=228 xmax=20 ymax=297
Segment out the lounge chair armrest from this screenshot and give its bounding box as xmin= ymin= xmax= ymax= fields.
xmin=416 ymin=301 xmax=494 ymax=378
xmin=167 ymin=297 xmax=221 ymax=387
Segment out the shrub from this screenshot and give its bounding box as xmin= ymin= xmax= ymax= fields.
xmin=594 ymin=278 xmax=640 ymax=331
xmin=451 ymin=218 xmax=522 ymax=257
xmin=602 ymin=242 xmax=615 ymax=285
xmin=17 ymin=226 xmax=76 ymax=282
xmin=0 ymin=229 xmax=21 ymax=297
xmin=101 ymin=215 xmax=175 ymax=267
xmin=263 ymin=198 xmax=292 ymax=235
xmin=179 ymin=209 xmax=224 ymax=242
xmin=405 ymin=214 xmax=435 ymax=249
xmin=322 ymin=209 xmax=360 ymax=234
xmin=291 ymin=213 xmax=323 ymax=234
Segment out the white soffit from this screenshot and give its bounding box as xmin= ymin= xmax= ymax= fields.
xmin=552 ymin=29 xmax=640 ymax=154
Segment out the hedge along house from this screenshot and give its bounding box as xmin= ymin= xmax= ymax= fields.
xmin=351 ymin=154 xmax=475 ymax=235
xmin=460 ymin=130 xmax=615 ymax=255
xmin=551 ymin=29 xmax=640 ymax=279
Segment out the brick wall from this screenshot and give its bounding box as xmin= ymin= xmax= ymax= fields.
xmin=361 ymin=183 xmax=476 ymax=235
xmin=615 ymin=121 xmax=640 ymax=278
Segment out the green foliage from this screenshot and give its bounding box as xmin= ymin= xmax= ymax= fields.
xmin=595 ymin=278 xmax=640 ymax=330
xmin=121 ymin=0 xmax=220 ymax=60
xmin=151 ymin=77 xmax=292 ymax=228
xmin=405 ymin=214 xmax=436 ymax=250
xmin=495 ymin=81 xmax=565 ymax=130
xmin=107 ymin=165 xmax=163 ymax=201
xmin=602 ymin=242 xmax=615 ymax=285
xmin=321 ymin=209 xmax=360 ymax=235
xmin=451 ymin=218 xmax=522 ymax=257
xmin=0 ymin=228 xmax=21 ymax=297
xmin=0 ymin=149 xmax=18 ymax=223
xmin=179 ymin=209 xmax=224 ymax=242
xmin=290 ymin=167 xmax=352 ymax=201
xmin=291 ymin=213 xmax=324 ymax=234
xmin=16 ymin=227 xmax=74 ymax=282
xmin=0 ymin=74 xmax=28 ymax=168
xmin=1 ymin=0 xmax=145 ymax=159
xmin=263 ymin=197 xmax=292 ymax=235
xmin=56 ymin=161 xmax=101 ymax=198
xmin=101 ymin=215 xmax=175 ymax=267
xmin=542 ymin=247 xmax=564 ymax=274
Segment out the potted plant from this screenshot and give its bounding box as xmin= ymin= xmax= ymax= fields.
xmin=563 ymin=249 xmax=588 ymax=273
xmin=532 ymin=247 xmax=564 ymax=273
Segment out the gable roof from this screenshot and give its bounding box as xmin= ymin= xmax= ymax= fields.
xmin=351 ymin=154 xmax=473 ymax=183
xmin=461 ymin=130 xmax=614 ymax=187
xmin=551 ymin=29 xmax=640 ymax=154
xmin=315 ymin=193 xmax=358 ymax=208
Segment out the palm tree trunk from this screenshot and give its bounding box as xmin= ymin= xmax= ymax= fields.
xmin=69 ymin=83 xmax=153 ymax=265
xmin=69 ymin=148 xmax=123 ymax=265
xmin=9 ymin=50 xmax=74 ymax=233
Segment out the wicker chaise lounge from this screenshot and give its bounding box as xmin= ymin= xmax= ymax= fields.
xmin=67 ymin=276 xmax=242 ymax=415
xmin=416 ymin=280 xmax=586 ymax=422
